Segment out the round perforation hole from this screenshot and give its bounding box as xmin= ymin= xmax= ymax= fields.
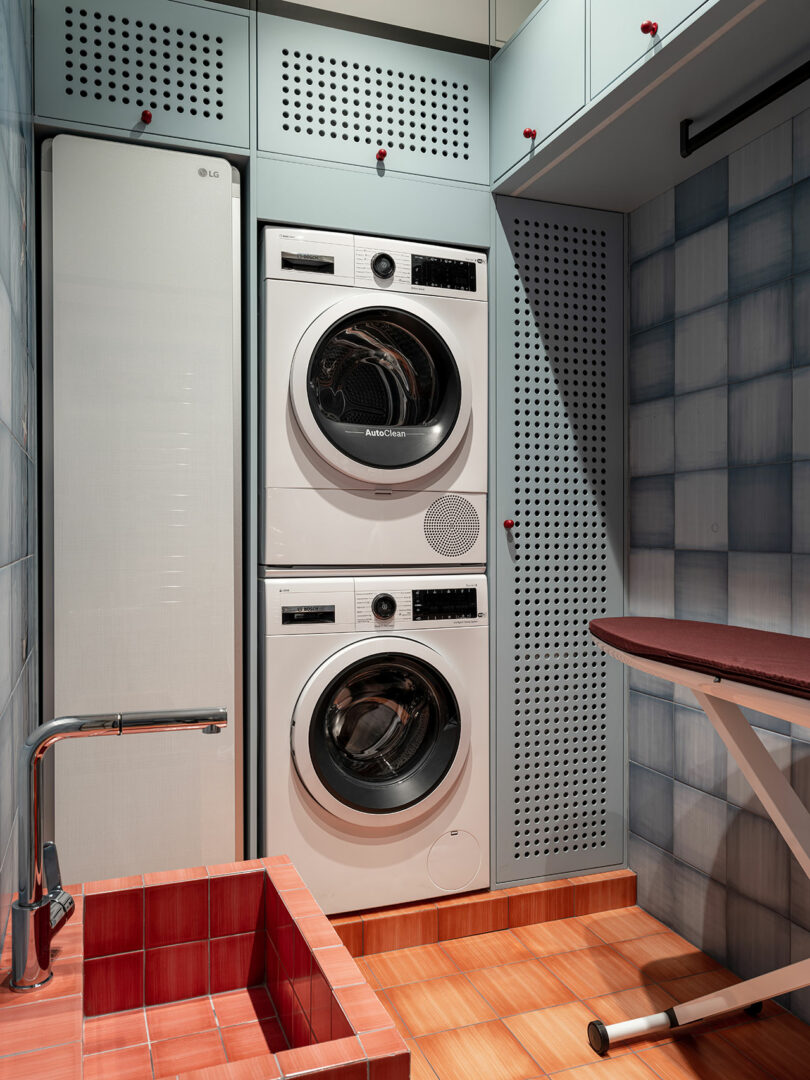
xmin=423 ymin=496 xmax=480 ymax=557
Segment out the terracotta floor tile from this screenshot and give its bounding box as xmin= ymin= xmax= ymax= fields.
xmin=718 ymin=1014 xmax=810 ymax=1080
xmin=212 ymin=986 xmax=277 ymax=1027
xmin=377 ymin=990 xmax=411 ymax=1037
xmin=511 ymin=918 xmax=603 ymax=957
xmin=82 ymin=1043 xmax=154 ymax=1080
xmin=466 ymin=958 xmax=575 ymax=1015
xmin=583 ymin=985 xmax=678 ymax=1051
xmin=0 ymin=1041 xmax=82 ymax=1080
xmin=439 ymin=930 xmax=532 ymax=971
xmin=49 ymin=920 xmax=84 ymax=960
xmin=0 ymin=993 xmax=81 ymax=1055
xmin=417 ymin=1019 xmax=543 ymax=1080
xmin=504 ymin=1001 xmax=606 ymax=1073
xmin=405 ymin=1036 xmax=441 ymax=1080
xmin=220 ymin=1017 xmax=287 ymax=1060
xmin=151 ymin=1029 xmax=227 ymax=1078
xmin=658 ymin=968 xmax=741 ymax=1004
xmin=639 ymin=1030 xmax=775 ymax=1079
xmin=83 ymin=1007 xmax=148 ymax=1055
xmin=553 ymin=1056 xmax=659 ymax=1078
xmin=542 ymin=945 xmax=647 ymax=998
xmin=611 ymin=933 xmax=720 ymax=984
xmin=0 ymin=958 xmax=82 ymax=1006
xmin=385 ymin=973 xmax=496 ymax=1036
xmin=578 ymin=907 xmax=669 ymax=944
xmin=365 ymin=944 xmax=460 ymax=988
xmin=146 ymin=995 xmax=217 ymax=1041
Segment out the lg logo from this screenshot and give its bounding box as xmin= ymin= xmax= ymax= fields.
xmin=197 ymin=167 xmax=220 ymax=178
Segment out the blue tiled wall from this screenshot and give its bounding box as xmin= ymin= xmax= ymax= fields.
xmin=627 ymin=108 xmax=810 ymax=1020
xmin=0 ymin=0 xmax=36 ymax=954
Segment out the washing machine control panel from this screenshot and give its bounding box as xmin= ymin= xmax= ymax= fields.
xmin=356 ymin=576 xmax=487 ymax=630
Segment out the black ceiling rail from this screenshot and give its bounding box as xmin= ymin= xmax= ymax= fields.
xmin=680 ymin=58 xmax=810 ymax=158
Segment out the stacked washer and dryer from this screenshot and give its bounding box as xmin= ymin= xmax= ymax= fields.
xmin=260 ymin=227 xmax=490 ymax=914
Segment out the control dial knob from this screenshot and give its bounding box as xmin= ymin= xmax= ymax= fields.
xmin=371 ymin=252 xmax=396 ymax=280
xmin=372 ymin=593 xmax=397 ymax=620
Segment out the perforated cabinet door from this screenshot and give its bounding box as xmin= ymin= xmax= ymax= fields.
xmin=257 ymin=13 xmax=489 ymax=184
xmin=493 ymin=197 xmax=625 ymax=885
xmin=34 ymin=0 xmax=250 ymax=148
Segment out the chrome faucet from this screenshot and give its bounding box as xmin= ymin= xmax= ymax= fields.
xmin=10 ymin=707 xmax=227 ymax=992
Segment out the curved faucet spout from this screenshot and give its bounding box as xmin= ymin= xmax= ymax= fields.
xmin=10 ymin=707 xmax=227 ymax=992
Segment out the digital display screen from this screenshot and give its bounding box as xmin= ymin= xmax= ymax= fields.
xmin=282 ymin=605 xmax=335 ymax=625
xmin=411 ymin=255 xmax=476 ymax=292
xmin=412 ymin=587 xmax=478 ymax=621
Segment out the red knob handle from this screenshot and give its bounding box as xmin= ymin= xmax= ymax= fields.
xmin=640 ymin=20 xmax=658 ymax=35
xmin=523 ymin=127 xmax=536 ymax=140
xmin=503 ymin=519 xmax=515 ymax=530
xmin=376 ymin=148 xmax=387 ymax=161
xmin=141 ymin=109 xmax=153 ymax=124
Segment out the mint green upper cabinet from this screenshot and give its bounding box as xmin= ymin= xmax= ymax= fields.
xmin=490 ymin=0 xmax=585 ymax=185
xmin=590 ymin=0 xmax=709 ymax=99
xmin=257 ymin=14 xmax=490 ymax=185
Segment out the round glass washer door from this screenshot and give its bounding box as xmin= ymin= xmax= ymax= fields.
xmin=289 ymin=296 xmax=472 ymax=484
xmin=291 ymin=638 xmax=471 ymax=828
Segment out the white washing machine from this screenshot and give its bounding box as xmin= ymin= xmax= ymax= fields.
xmin=261 ymin=573 xmax=490 ymax=914
xmin=261 ymin=227 xmax=488 ymax=571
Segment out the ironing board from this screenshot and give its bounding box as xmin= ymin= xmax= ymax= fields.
xmin=586 ymin=616 xmax=810 ymax=1056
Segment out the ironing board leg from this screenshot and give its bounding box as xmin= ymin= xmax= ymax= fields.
xmin=589 ymin=690 xmax=810 ymax=1055
xmin=588 ymin=958 xmax=810 ymax=1054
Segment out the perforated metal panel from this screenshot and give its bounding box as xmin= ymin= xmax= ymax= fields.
xmin=257 ymin=14 xmax=489 ymax=184
xmin=34 ymin=0 xmax=249 ymax=148
xmin=493 ymin=196 xmax=624 ymax=885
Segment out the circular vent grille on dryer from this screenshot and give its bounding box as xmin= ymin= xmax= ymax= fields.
xmin=423 ymin=495 xmax=480 ymax=557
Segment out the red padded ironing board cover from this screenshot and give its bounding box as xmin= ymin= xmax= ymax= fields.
xmin=590 ymin=617 xmax=810 ymax=701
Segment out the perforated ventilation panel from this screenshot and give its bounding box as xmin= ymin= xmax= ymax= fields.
xmin=34 ymin=0 xmax=249 ymax=148
xmin=257 ymin=14 xmax=489 ymax=185
xmin=493 ymin=196 xmax=624 ymax=886
xmin=424 ymin=496 xmax=480 ymax=557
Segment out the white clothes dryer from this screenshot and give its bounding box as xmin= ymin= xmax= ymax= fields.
xmin=261 ymin=227 xmax=488 ymax=571
xmin=261 ymin=573 xmax=490 ymax=914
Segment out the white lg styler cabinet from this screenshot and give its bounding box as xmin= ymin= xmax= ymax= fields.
xmin=41 ymin=135 xmax=241 ymax=883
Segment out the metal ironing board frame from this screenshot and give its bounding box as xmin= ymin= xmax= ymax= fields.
xmin=587 ymin=637 xmax=810 ymax=1055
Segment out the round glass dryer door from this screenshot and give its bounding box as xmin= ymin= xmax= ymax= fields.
xmin=289 ymin=297 xmax=472 ymax=484
xmin=291 ymin=638 xmax=471 ymax=828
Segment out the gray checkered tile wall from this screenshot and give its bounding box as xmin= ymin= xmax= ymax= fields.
xmin=628 ymin=107 xmax=810 ymax=1021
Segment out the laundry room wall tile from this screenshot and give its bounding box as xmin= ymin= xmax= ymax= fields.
xmin=671 ymin=860 xmax=727 ymax=962
xmin=630 ymin=475 xmax=674 ymax=548
xmin=729 ymin=121 xmax=793 ymax=213
xmin=795 ymin=272 xmax=810 ymax=367
xmin=728 ymin=466 xmax=792 ymax=553
xmin=795 ymin=177 xmax=810 ymax=274
xmin=627 ymin=835 xmax=677 ymax=929
xmin=728 ymin=281 xmax=792 ymax=381
xmin=629 ymin=765 xmax=673 ymax=851
xmin=629 ymin=323 xmax=674 ymax=403
xmin=674 ymin=387 xmax=727 ymax=472
xmin=729 ymin=371 xmax=791 ymax=466
xmin=629 ymin=398 xmax=674 ymax=476
xmin=630 ymin=247 xmax=674 ymax=332
xmin=729 ymin=188 xmax=792 ymax=295
xmin=727 ymin=727 xmax=792 ymax=817
xmin=726 ymin=808 xmax=790 ymax=917
xmin=674 ymin=705 xmax=727 ymax=798
xmin=726 ymin=892 xmax=791 ymax=981
xmin=793 ymin=555 xmax=810 ymax=640
xmin=794 ymin=370 xmax=810 ymax=461
xmin=728 ymin=552 xmax=792 ymax=631
xmin=629 ymin=549 xmax=675 ymax=617
xmin=674 ymin=471 xmax=727 ymax=550
xmin=794 ymin=461 xmax=810 ymax=553
xmin=673 ymin=783 xmax=726 ymax=881
xmin=630 ymin=188 xmax=675 ymax=263
xmin=628 ymin=691 xmax=674 ymax=776
xmin=674 ymin=551 xmax=728 ymax=623
xmin=675 ymin=158 xmax=728 ymax=239
xmin=675 ymin=220 xmax=728 ymax=317
xmin=674 ymin=303 xmax=728 ymax=395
